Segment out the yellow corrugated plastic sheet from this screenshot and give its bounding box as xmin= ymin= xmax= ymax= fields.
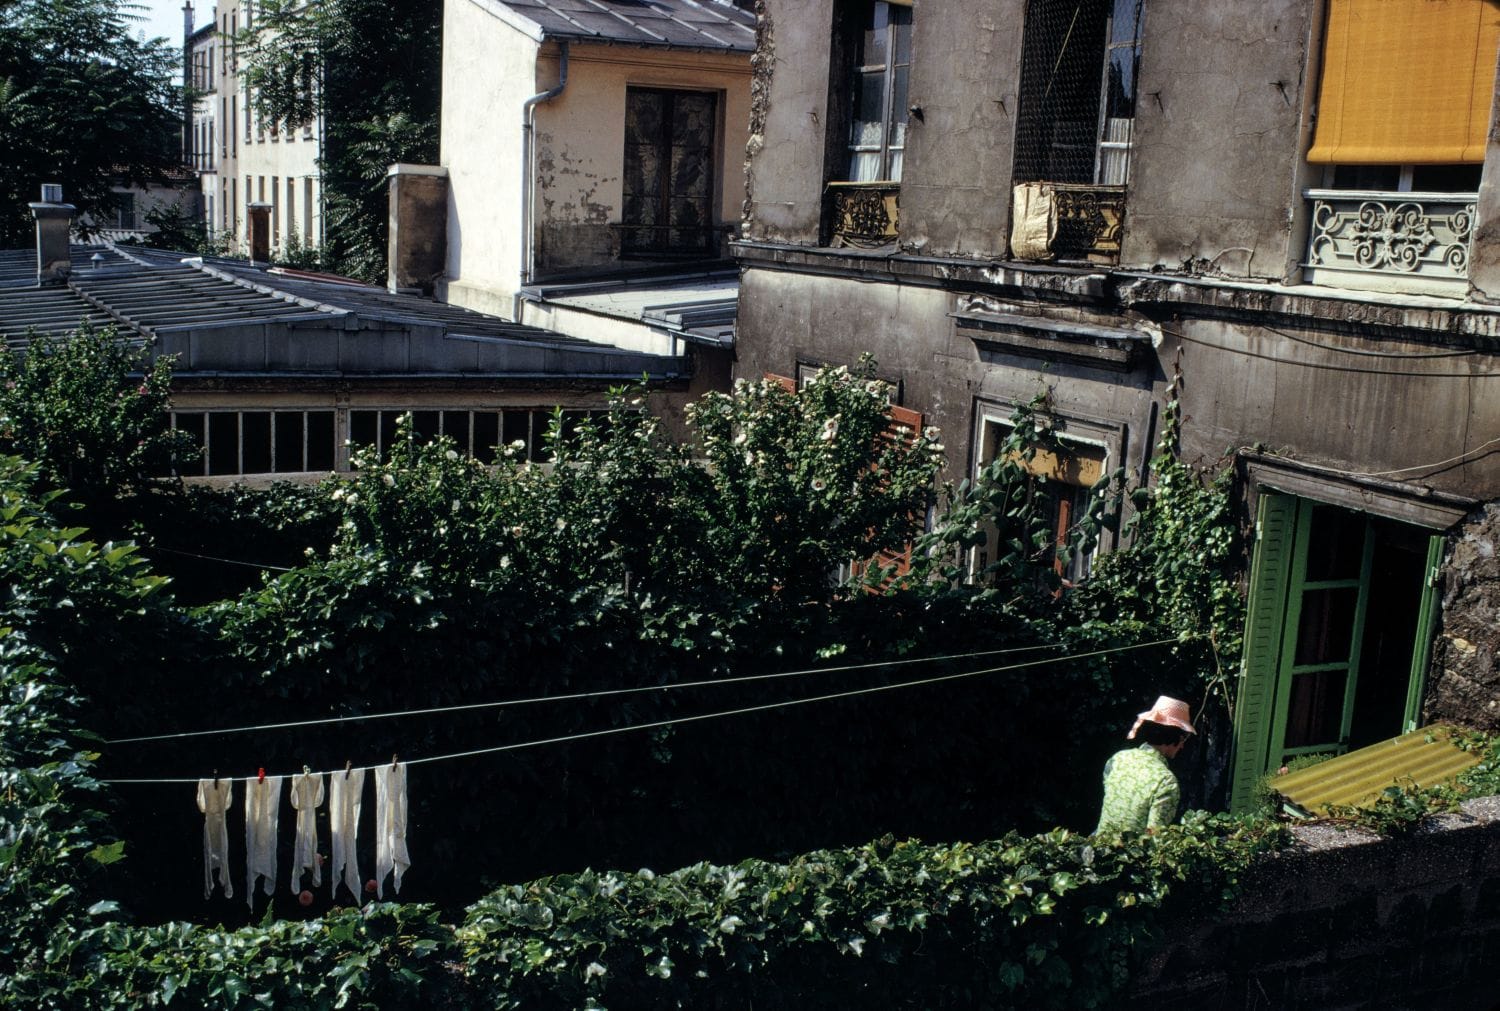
xmin=1307 ymin=0 xmax=1500 ymax=164
xmin=1272 ymin=727 xmax=1481 ymax=815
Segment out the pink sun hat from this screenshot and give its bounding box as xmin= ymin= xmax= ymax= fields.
xmin=1127 ymin=695 xmax=1197 ymax=739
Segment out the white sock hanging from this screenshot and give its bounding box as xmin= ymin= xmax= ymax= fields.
xmin=244 ymin=774 xmax=282 ymax=909
xmin=373 ymin=761 xmax=409 ymax=899
xmin=196 ymin=778 xmax=234 ymax=900
xmin=289 ymin=770 xmax=325 ymax=893
xmin=329 ymin=766 xmax=365 ymax=901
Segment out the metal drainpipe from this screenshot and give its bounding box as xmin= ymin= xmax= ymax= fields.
xmin=517 ymin=41 xmax=569 ymax=322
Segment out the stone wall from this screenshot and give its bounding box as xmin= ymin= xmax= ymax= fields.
xmin=1131 ymin=797 xmax=1500 ymax=1010
xmin=1427 ymin=503 xmax=1500 ymax=733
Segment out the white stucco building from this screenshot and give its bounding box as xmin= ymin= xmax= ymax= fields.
xmin=432 ymin=0 xmax=754 ymax=358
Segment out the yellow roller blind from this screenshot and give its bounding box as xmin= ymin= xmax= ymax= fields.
xmin=1308 ymin=0 xmax=1500 ymax=164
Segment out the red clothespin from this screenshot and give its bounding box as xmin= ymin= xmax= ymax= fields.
xmin=257 ymin=767 xmax=266 ymax=784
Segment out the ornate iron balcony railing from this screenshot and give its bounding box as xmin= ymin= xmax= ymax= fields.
xmin=1009 ymin=182 xmax=1126 ymax=265
xmin=1303 ymin=189 xmax=1477 ymax=296
xmin=825 ymin=181 xmax=900 ymax=248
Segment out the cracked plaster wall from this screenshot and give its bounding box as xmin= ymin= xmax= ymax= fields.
xmin=1120 ymin=0 xmax=1319 ymax=282
xmin=741 ymin=0 xmax=835 ymax=245
xmin=1427 ymin=503 xmax=1500 ymax=733
xmin=897 ymin=0 xmax=1024 ymax=259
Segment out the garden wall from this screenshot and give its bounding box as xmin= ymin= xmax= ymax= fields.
xmin=1427 ymin=502 xmax=1500 ymax=733
xmin=1131 ymin=796 xmax=1500 ymax=1010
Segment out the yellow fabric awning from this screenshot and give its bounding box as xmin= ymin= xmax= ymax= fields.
xmin=1308 ymin=0 xmax=1500 ymax=164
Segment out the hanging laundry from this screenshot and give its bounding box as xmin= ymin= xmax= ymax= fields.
xmin=196 ymin=777 xmax=234 ymax=900
xmin=329 ymin=767 xmax=366 ymax=901
xmin=289 ymin=770 xmax=325 ymax=893
xmin=373 ymin=762 xmax=410 ymax=899
xmin=244 ymin=773 xmax=283 ymax=909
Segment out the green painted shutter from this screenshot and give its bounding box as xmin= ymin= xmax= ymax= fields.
xmin=1402 ymin=533 xmax=1447 ymax=732
xmin=1229 ymin=493 xmax=1298 ymax=814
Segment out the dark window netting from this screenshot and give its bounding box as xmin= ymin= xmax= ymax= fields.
xmin=1013 ymin=0 xmax=1112 ymax=185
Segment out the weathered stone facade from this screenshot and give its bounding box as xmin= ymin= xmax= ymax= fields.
xmin=1428 ymin=503 xmax=1500 ymax=733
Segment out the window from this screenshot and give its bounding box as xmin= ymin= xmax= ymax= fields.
xmin=173 ymin=411 xmax=336 ymax=476
xmin=621 ymin=87 xmax=718 ymax=256
xmin=844 ymin=0 xmax=912 ymax=183
xmin=973 ymin=413 xmax=1109 ymax=587
xmin=348 ymin=408 xmax=609 ymax=464
xmin=304 ymin=178 xmax=314 ymax=243
xmin=1229 ymin=495 xmax=1445 ymax=812
xmin=272 ymin=176 xmax=279 ymax=242
xmin=1014 ymin=0 xmax=1143 ymax=186
xmin=286 ymin=178 xmax=296 ymax=242
xmin=114 ymin=193 xmax=137 ymax=231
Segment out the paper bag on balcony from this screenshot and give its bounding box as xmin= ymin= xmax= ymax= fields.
xmin=1010 ymin=182 xmax=1056 ymax=262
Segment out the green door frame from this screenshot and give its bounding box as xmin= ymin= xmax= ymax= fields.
xmin=1229 ymin=494 xmax=1447 ymax=813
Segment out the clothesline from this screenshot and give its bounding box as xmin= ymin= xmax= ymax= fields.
xmin=104 ymin=640 xmax=1084 ymax=745
xmin=99 ymin=636 xmax=1191 ymax=785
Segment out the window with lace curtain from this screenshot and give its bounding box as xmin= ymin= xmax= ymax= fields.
xmin=844 ymin=0 xmax=912 ymax=183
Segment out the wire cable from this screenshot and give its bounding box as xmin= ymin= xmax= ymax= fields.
xmin=104 ymin=640 xmax=1075 ymax=745
xmin=145 ymin=544 xmax=295 ymax=572
xmin=1165 ymin=323 xmax=1498 ymax=379
xmin=97 ymin=636 xmax=1190 ymax=784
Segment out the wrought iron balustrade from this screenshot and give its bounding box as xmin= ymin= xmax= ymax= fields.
xmin=1303 ymin=189 xmax=1477 ymax=296
xmin=1009 ymin=182 xmax=1126 ymax=265
xmin=825 ymin=181 xmax=900 ymax=248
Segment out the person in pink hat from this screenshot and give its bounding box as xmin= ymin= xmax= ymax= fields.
xmin=1094 ymin=695 xmax=1196 ymax=835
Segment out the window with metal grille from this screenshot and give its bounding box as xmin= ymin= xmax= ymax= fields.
xmin=1013 ymin=0 xmax=1143 ymax=186
xmin=844 ymin=0 xmax=912 ymax=183
xmin=621 ymin=88 xmax=718 ymax=256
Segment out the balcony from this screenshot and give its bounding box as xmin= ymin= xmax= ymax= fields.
xmin=825 ymin=181 xmax=900 ymax=248
xmin=1009 ymin=182 xmax=1126 ymax=265
xmin=1303 ymin=189 xmax=1477 ymax=297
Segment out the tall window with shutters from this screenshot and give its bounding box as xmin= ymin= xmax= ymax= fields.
xmin=1302 ymin=0 xmax=1499 ymax=294
xmin=845 ymin=0 xmax=912 ymax=184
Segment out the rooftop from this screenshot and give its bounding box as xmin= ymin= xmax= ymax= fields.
xmin=0 ymin=244 xmax=687 ymax=381
xmin=473 ymin=0 xmax=756 ymax=51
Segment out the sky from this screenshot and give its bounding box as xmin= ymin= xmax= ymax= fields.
xmin=134 ymin=0 xmax=204 ymax=48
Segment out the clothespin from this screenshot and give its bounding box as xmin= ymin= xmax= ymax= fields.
xmin=257 ymin=767 xmax=266 ymax=784
xmin=344 ymin=760 xmax=352 ymax=780
xmin=212 ymin=769 xmax=219 ymax=785
xmin=302 ymin=764 xmax=311 ymax=776
xmin=391 ymin=753 xmax=399 ymax=769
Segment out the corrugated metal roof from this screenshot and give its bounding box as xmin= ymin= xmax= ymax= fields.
xmin=492 ymin=0 xmax=755 ymax=51
xmin=0 ymin=242 xmax=688 ymax=379
xmin=1272 ymin=727 xmax=1482 ymax=815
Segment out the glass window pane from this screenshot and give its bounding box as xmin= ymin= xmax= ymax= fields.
xmin=306 ymin=412 xmax=335 ymax=471
xmin=379 ymin=411 xmax=401 ymax=460
xmin=1284 ymin=669 xmax=1348 ymax=749
xmin=530 ymin=410 xmax=554 ymax=461
xmin=208 ymin=413 xmax=239 ymax=475
xmin=1110 ymin=0 xmax=1142 ymax=43
xmin=1105 ymin=48 xmax=1136 ymax=119
xmin=349 ymin=411 xmax=377 ymax=454
xmin=891 ymin=6 xmax=912 ymax=64
xmin=500 ymin=410 xmax=528 ymax=458
xmin=1294 ymin=587 xmax=1360 ymax=666
xmin=175 ymin=413 xmax=207 ymax=476
xmin=861 ymin=3 xmax=889 ymax=66
xmin=1305 ymin=508 xmax=1365 ymax=582
xmin=474 ymin=411 xmax=500 ymax=463
xmin=241 ymin=412 xmax=271 ymax=474
xmin=412 ymin=410 xmax=440 ymax=445
xmin=848 ymin=151 xmax=882 ymax=183
xmin=851 ymin=70 xmax=887 ymax=147
xmin=274 ymin=411 xmax=304 ymax=472
xmin=442 ymin=411 xmax=471 ymax=456
xmin=889 ymin=64 xmax=909 ymax=151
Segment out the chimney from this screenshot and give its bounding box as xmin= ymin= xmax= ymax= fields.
xmin=386 ymin=164 xmax=449 ymax=296
xmin=246 ymin=201 xmax=272 ymax=262
xmin=30 ymin=184 xmax=75 ymax=285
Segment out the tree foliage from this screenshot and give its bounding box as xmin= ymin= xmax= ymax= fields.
xmin=0 ymin=0 xmax=182 ymax=246
xmin=237 ymin=0 xmax=442 ymax=281
xmin=0 ymin=325 xmax=197 ymax=503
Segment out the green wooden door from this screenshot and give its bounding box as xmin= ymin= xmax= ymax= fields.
xmin=1229 ymin=497 xmax=1444 ymax=814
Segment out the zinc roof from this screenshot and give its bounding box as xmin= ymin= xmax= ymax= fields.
xmin=485 ymin=0 xmax=755 ymax=51
xmin=1272 ymin=727 xmax=1483 ymax=816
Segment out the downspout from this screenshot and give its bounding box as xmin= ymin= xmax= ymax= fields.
xmin=517 ymin=40 xmax=569 ymax=322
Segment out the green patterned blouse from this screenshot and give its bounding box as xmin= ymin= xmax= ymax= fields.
xmin=1095 ymin=744 xmax=1180 ymax=834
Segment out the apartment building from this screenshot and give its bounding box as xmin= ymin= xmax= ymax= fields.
xmin=732 ymin=0 xmax=1500 ymax=811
